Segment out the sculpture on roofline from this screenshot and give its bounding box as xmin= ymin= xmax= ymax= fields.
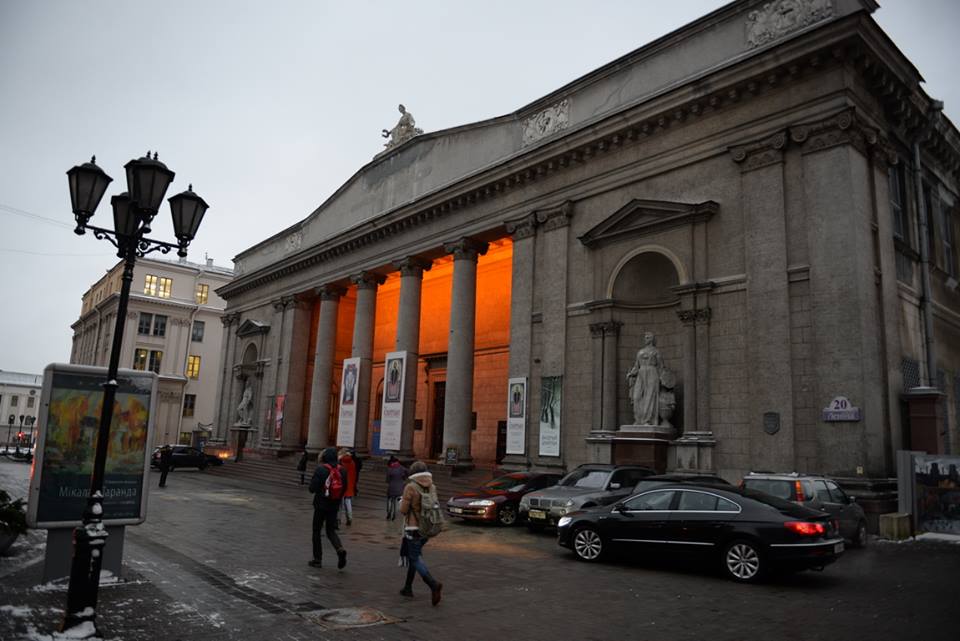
xmin=381 ymin=104 xmax=423 ymax=150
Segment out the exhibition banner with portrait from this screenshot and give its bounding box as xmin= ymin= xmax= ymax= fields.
xmin=27 ymin=363 xmax=157 ymax=528
xmin=538 ymin=376 xmax=562 ymax=457
xmin=505 ymin=377 xmax=527 ymax=455
xmin=379 ymin=351 xmax=407 ymax=451
xmin=336 ymin=357 xmax=361 ymax=447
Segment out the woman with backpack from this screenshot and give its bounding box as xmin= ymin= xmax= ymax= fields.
xmin=307 ymin=447 xmax=348 ymax=570
xmin=398 ymin=460 xmax=443 ymax=605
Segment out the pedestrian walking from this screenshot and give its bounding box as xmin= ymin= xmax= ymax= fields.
xmin=158 ymin=445 xmax=173 ymax=488
xmin=385 ymin=455 xmax=407 ymax=520
xmin=338 ymin=448 xmax=358 ymax=526
xmin=399 ymin=460 xmax=444 ymax=605
xmin=308 ymin=447 xmax=348 ymax=570
xmin=296 ymin=449 xmax=309 ymax=485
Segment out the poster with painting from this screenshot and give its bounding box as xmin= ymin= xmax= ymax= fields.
xmin=27 ymin=363 xmax=157 ymax=528
xmin=379 ymin=351 xmax=406 ymax=451
xmin=273 ymin=395 xmax=285 ymax=440
xmin=505 ymin=377 xmax=526 ymax=455
xmin=538 ymin=376 xmax=562 ymax=457
xmin=336 ymin=357 xmax=362 ymax=447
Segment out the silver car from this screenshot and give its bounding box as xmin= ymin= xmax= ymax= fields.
xmin=519 ymin=464 xmax=654 ymax=529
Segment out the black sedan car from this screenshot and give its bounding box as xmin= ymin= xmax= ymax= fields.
xmin=446 ymin=472 xmax=563 ymax=526
xmin=557 ymin=483 xmax=844 ymax=583
xmin=151 ymin=445 xmax=223 ymax=470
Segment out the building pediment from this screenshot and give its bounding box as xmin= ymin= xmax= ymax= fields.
xmin=579 ymin=200 xmax=718 ymax=248
xmin=236 ymin=319 xmax=269 ymax=337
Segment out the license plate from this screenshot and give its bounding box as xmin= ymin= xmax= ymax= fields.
xmin=529 ymin=509 xmax=546 ymax=520
xmin=450 ymin=507 xmax=463 ymax=514
xmin=834 ymin=542 xmax=844 ymax=554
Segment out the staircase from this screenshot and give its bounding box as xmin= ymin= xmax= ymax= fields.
xmin=209 ymin=454 xmax=502 ymax=503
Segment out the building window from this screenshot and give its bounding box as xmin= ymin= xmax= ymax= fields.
xmin=889 ymin=164 xmax=909 ymax=243
xmin=144 ymin=275 xmax=173 ymax=298
xmin=186 ymin=355 xmax=201 ymax=379
xmin=138 ymin=312 xmax=153 ymax=335
xmin=941 ymin=204 xmax=956 ymax=278
xmin=152 ymin=314 xmax=167 ymax=337
xmin=27 ymin=397 xmax=35 ymax=409
xmin=10 ymin=396 xmax=18 ymax=407
xmin=192 ymin=320 xmax=205 ymax=342
xmin=196 ymin=283 xmax=209 ymax=305
xmin=182 ymin=394 xmax=196 ymax=417
xmin=134 ymin=349 xmax=163 ymax=373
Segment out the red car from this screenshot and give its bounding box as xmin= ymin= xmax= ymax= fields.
xmin=446 ymin=472 xmax=563 ymax=526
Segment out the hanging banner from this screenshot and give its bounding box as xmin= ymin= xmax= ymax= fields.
xmin=538 ymin=376 xmax=562 ymax=457
xmin=336 ymin=357 xmax=361 ymax=447
xmin=505 ymin=377 xmax=527 ymax=455
xmin=379 ymin=351 xmax=407 ymax=451
xmin=273 ymin=395 xmax=285 ymax=440
xmin=27 ymin=363 xmax=157 ymax=528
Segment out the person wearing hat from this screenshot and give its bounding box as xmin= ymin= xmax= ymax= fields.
xmin=399 ymin=460 xmax=443 ymax=605
xmin=338 ymin=448 xmax=358 ymax=526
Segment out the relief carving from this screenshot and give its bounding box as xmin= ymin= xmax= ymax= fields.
xmin=746 ymin=0 xmax=834 ymax=49
xmin=522 ymin=99 xmax=570 ymax=147
xmin=284 ymin=231 xmax=303 ymax=254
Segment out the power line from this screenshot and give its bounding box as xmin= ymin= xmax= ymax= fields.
xmin=0 ymin=202 xmax=75 ymax=230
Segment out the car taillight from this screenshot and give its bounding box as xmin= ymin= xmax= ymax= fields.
xmin=784 ymin=521 xmax=825 ymax=536
xmin=794 ymin=480 xmax=805 ymax=501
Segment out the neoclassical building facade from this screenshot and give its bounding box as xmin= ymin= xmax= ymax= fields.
xmin=213 ymin=0 xmax=960 ymax=481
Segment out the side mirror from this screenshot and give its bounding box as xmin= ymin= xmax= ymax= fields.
xmin=614 ymin=502 xmax=628 ymax=514
xmin=609 ymin=482 xmax=621 ymax=490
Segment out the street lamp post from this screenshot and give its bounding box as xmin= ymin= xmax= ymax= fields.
xmin=62 ymin=152 xmax=208 ymax=638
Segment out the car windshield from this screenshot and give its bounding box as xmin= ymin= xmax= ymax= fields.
xmin=742 ymin=479 xmax=792 ymax=500
xmin=482 ymin=474 xmax=528 ymax=492
xmin=558 ymin=468 xmax=610 ymax=489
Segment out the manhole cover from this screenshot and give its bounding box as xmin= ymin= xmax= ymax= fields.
xmin=302 ymin=607 xmax=400 ymax=629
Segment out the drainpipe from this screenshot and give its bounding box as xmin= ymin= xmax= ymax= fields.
xmin=911 ymin=99 xmax=943 ymax=387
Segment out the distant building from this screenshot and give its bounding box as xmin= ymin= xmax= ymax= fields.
xmin=71 ymin=256 xmax=233 ymax=447
xmin=0 ymin=370 xmax=43 ymax=445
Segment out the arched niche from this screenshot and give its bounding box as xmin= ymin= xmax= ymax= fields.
xmin=242 ymin=343 xmax=258 ymax=365
xmin=609 ymin=248 xmax=683 ymax=305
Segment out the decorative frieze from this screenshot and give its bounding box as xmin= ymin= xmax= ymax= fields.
xmin=676 ymin=308 xmax=712 ymax=325
xmin=522 ymin=98 xmax=570 ymax=147
xmin=284 ymin=231 xmax=303 ymax=254
xmin=746 ymin=0 xmax=834 ymax=49
xmin=729 ymin=131 xmax=788 ymax=171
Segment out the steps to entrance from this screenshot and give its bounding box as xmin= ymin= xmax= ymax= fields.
xmin=209 ymin=454 xmax=502 ymax=503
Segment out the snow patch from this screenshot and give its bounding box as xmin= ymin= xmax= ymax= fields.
xmin=0 ymin=604 xmax=33 ymax=617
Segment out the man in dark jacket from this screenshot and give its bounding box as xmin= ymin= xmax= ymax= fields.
xmin=308 ymin=447 xmax=347 ymax=569
xmin=158 ymin=446 xmax=173 ymax=488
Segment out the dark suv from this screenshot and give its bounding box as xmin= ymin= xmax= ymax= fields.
xmin=519 ymin=464 xmax=654 ymax=529
xmin=740 ymin=472 xmax=868 ymax=547
xmin=151 ymin=445 xmax=223 ymax=471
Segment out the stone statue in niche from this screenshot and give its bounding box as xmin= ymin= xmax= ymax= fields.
xmin=381 ymin=104 xmax=423 ymax=150
xmin=236 ymin=384 xmax=253 ymax=425
xmin=627 ymin=332 xmax=676 ymax=427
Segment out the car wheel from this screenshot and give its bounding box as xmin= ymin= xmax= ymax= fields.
xmin=722 ymin=539 xmax=764 ymax=583
xmin=497 ymin=504 xmax=518 ymax=526
xmin=852 ymin=521 xmax=868 ymax=548
xmin=572 ymin=526 xmax=604 ymax=562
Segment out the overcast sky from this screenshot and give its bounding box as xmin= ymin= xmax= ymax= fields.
xmin=1 ymin=0 xmax=957 ymax=376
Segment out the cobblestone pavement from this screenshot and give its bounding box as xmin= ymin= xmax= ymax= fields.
xmin=1 ymin=459 xmax=955 ymax=641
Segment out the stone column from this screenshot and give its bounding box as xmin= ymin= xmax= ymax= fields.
xmin=730 ymin=132 xmax=794 ymax=473
xmin=502 ymin=214 xmax=537 ymax=467
xmin=589 ymin=321 xmax=622 ymax=432
xmin=306 ymin=285 xmax=345 ymax=453
xmin=394 ymin=257 xmax=432 ymax=457
xmin=350 ymin=271 xmax=385 ymax=454
xmin=442 ymin=238 xmax=488 ymax=466
xmin=213 ymin=313 xmax=237 ymax=441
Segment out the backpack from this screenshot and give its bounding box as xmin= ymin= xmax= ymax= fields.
xmin=413 ymin=483 xmax=445 ymax=538
xmin=323 ymin=463 xmax=345 ymax=500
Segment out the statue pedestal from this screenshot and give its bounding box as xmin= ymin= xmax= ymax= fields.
xmin=619 ymin=424 xmax=677 ymax=440
xmin=230 ymin=424 xmax=256 ymax=462
xmin=584 ymin=427 xmax=672 ymax=473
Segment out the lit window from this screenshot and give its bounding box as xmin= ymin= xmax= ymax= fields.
xmin=186 ymin=355 xmax=201 ymax=379
xmin=144 ymin=275 xmax=158 ymax=296
xmin=133 ymin=349 xmax=148 ymax=370
xmin=148 ymin=350 xmax=163 ymax=374
xmin=195 ymin=283 xmax=209 ymax=305
xmin=138 ymin=313 xmax=153 ymax=335
xmin=192 ymin=320 xmax=205 ymax=342
xmin=158 ymin=277 xmax=172 ymax=299
xmin=152 ymin=314 xmax=167 ymax=337
xmin=182 ymin=394 xmax=196 ymax=417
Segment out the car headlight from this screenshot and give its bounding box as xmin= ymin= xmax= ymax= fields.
xmin=468 ymin=500 xmax=495 ymax=507
xmin=564 ymin=499 xmax=575 ymax=507
xmin=557 ymin=516 xmax=573 ymax=528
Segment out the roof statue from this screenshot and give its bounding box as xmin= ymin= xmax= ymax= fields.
xmin=381 ymin=104 xmax=423 ymax=152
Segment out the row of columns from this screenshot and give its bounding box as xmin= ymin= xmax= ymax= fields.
xmin=305 ymin=238 xmax=488 ymax=464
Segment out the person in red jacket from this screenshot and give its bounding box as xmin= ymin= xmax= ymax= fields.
xmin=338 ymin=448 xmax=358 ymax=526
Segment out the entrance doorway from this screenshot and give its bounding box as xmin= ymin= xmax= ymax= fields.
xmin=431 ymin=381 xmax=445 ymax=458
